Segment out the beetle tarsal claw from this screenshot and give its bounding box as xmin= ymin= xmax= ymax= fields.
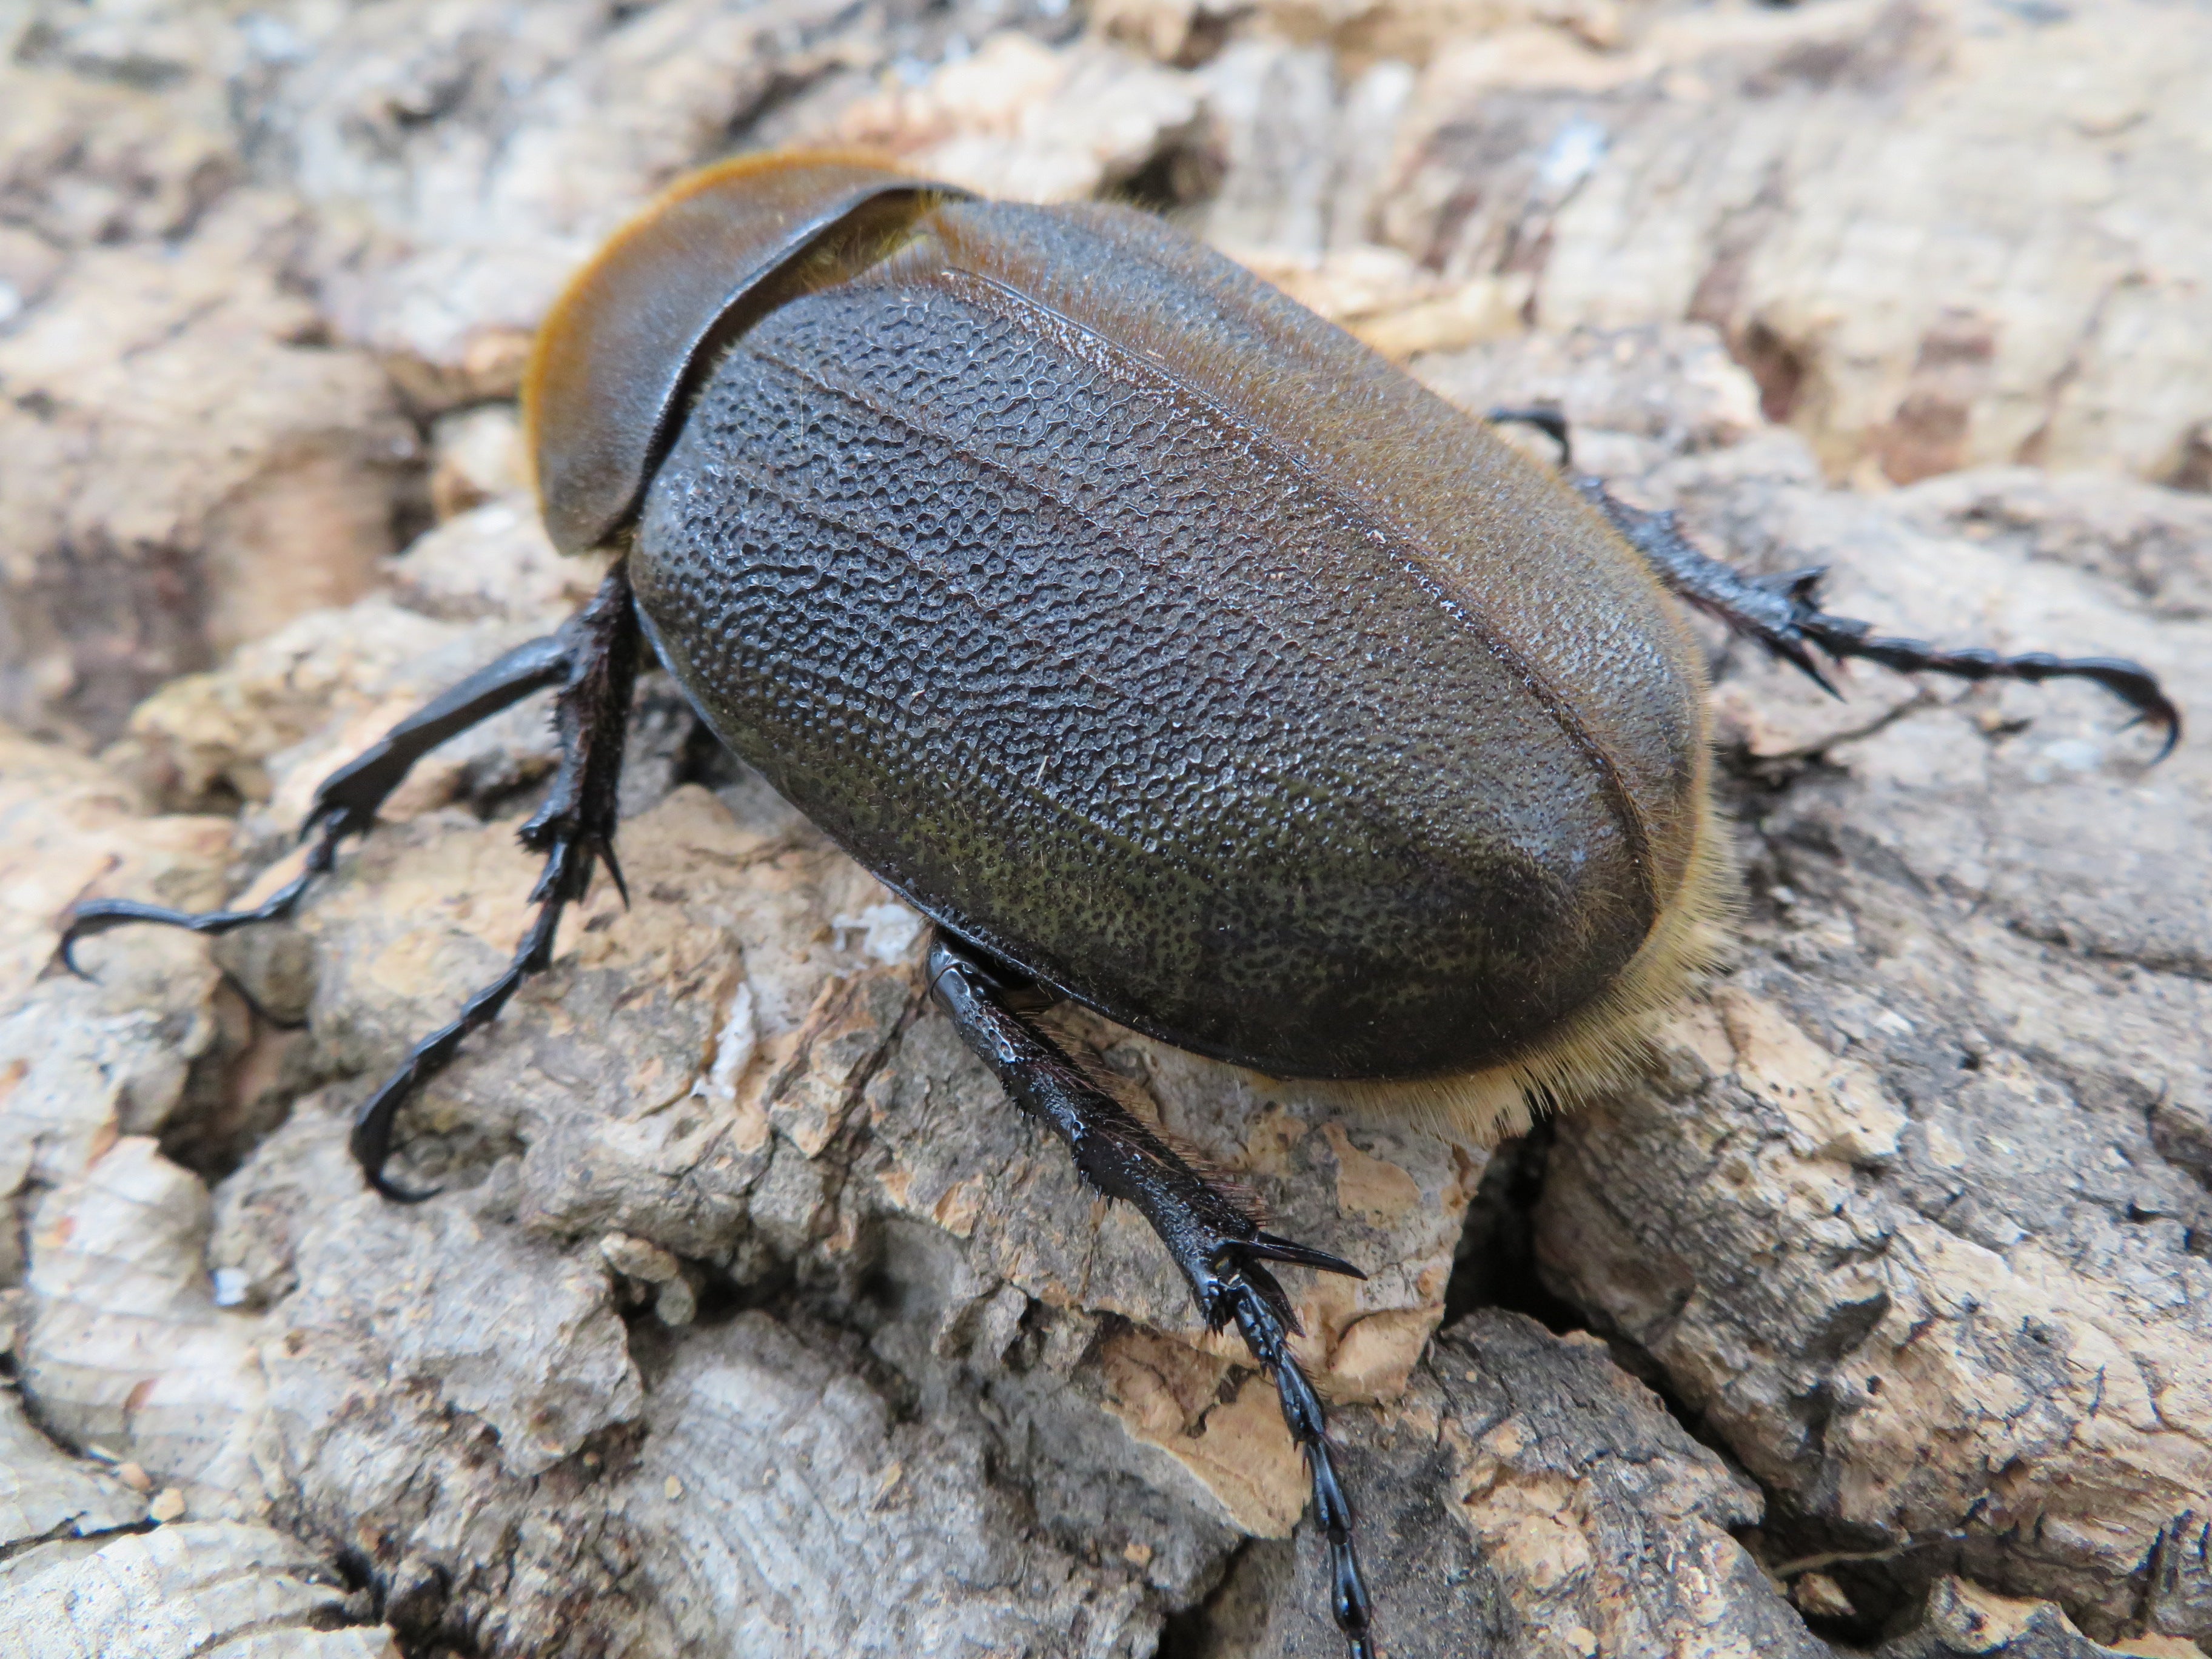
xmin=1766 ymin=630 xmax=1845 ymax=699
xmin=1244 ymin=1230 xmax=1370 ymax=1280
xmin=1484 ymin=402 xmax=1570 ymax=460
xmin=364 ymin=1168 xmax=441 ymax=1205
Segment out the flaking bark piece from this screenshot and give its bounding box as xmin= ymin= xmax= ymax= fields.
xmin=0 ymin=1386 xmax=148 ymax=1549
xmin=1193 ymin=1309 xmax=1830 ymax=1659
xmin=21 ymin=1136 xmax=276 ymax=1516
xmin=609 ymin=1309 xmax=1158 ymax=1658
xmin=272 ymin=1180 xmax=644 ymax=1482
xmin=1878 ymin=1577 xmax=2153 ymax=1659
xmin=0 ymin=1518 xmax=400 ymax=1659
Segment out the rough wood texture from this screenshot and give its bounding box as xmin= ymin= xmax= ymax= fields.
xmin=1191 ymin=1309 xmax=1835 ymax=1659
xmin=1433 ymin=326 xmax=2211 ymax=1641
xmin=2 ymin=3 xmax=2207 ymax=1657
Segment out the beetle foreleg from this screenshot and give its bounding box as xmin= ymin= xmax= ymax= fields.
xmin=57 ymin=567 xmax=644 ymax=1201
xmin=927 ymin=933 xmax=1378 ymax=1659
xmin=56 ymin=629 xmax=584 ymax=977
xmin=1486 ymin=406 xmax=2182 ymax=759
xmin=349 ymin=567 xmax=642 ymax=1199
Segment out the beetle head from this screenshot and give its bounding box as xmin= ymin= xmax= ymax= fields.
xmin=523 ymin=150 xmax=964 ymax=556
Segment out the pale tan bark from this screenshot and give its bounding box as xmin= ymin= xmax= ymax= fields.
xmin=2 ymin=4 xmax=2206 ymax=1655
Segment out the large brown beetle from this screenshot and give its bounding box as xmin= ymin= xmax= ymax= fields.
xmin=63 ymin=150 xmax=2179 ymax=1657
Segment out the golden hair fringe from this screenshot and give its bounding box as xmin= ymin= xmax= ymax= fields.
xmin=1259 ymin=769 xmax=1736 ymax=1150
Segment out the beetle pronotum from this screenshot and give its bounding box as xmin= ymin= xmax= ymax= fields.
xmin=64 ymin=150 xmax=2179 ymax=1657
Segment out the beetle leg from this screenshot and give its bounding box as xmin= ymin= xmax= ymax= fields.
xmin=1486 ymin=406 xmax=2182 ymax=759
xmin=348 ymin=567 xmax=642 ymax=1200
xmin=1583 ymin=477 xmax=2182 ymax=757
xmin=56 ymin=628 xmax=585 ymax=976
xmin=57 ymin=567 xmax=643 ymax=1201
xmin=927 ymin=934 xmax=1378 ymax=1659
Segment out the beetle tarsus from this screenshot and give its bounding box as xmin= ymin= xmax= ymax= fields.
xmin=347 ymin=843 xmax=591 ymax=1201
xmin=58 ymin=825 xmax=343 ymax=980
xmin=1230 ymin=1290 xmax=1375 ymax=1657
xmin=1484 ymin=406 xmax=2181 ymax=759
xmin=53 ymin=625 xmax=587 ymax=981
xmin=927 ymin=933 xmax=1379 ymax=1658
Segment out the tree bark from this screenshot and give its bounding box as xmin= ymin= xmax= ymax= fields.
xmin=2 ymin=3 xmax=2208 ymax=1656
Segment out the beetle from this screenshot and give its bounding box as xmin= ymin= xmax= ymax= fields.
xmin=62 ymin=149 xmax=2178 ymax=1658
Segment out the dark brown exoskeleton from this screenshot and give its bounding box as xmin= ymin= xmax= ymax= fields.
xmin=62 ymin=152 xmax=2179 ymax=1658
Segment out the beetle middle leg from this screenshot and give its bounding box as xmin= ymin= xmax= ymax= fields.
xmin=1489 ymin=406 xmax=2182 ymax=757
xmin=927 ymin=933 xmax=1378 ymax=1659
xmin=58 ymin=566 xmax=643 ymax=1200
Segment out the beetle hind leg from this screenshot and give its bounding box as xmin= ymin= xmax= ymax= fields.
xmin=1587 ymin=478 xmax=2182 ymax=757
xmin=58 ymin=566 xmax=644 ymax=1201
xmin=927 ymin=935 xmax=1378 ymax=1658
xmin=1488 ymin=406 xmax=2182 ymax=758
